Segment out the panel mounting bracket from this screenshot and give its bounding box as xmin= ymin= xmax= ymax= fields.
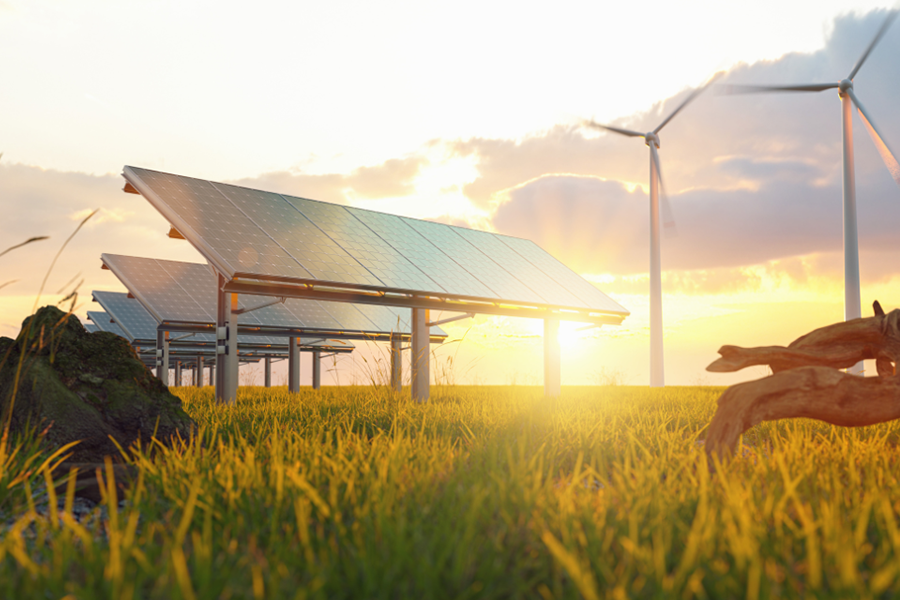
xmin=427 ymin=312 xmax=475 ymax=327
xmin=232 ymin=297 xmax=286 ymax=315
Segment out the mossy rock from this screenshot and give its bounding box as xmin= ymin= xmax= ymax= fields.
xmin=0 ymin=306 xmax=194 ymax=462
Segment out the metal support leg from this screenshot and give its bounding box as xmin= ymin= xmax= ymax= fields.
xmin=174 ymin=361 xmax=182 ymax=388
xmin=264 ymin=356 xmax=272 ymax=388
xmin=196 ymin=356 xmax=204 ymax=388
xmin=390 ymin=334 xmax=402 ymax=392
xmin=411 ymin=308 xmax=430 ymax=402
xmin=156 ymin=329 xmax=169 ymax=387
xmin=312 ymin=351 xmax=321 ymax=390
xmin=288 ymin=337 xmax=300 ymax=393
xmin=544 ymin=318 xmax=561 ymax=397
xmin=216 ymin=273 xmax=238 ymax=404
xmin=208 ymin=365 xmax=215 ymax=386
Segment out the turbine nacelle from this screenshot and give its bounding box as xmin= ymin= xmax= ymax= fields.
xmin=644 ymin=133 xmax=660 ymax=148
xmin=839 ymin=79 xmax=853 ymax=96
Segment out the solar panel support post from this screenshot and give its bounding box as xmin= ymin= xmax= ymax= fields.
xmin=209 ymin=364 xmax=215 ymax=386
xmin=312 ymin=351 xmax=321 ymax=390
xmin=288 ymin=337 xmax=300 ymax=393
xmin=174 ymin=361 xmax=182 ymax=388
xmin=196 ymin=356 xmax=204 ymax=388
xmin=216 ymin=274 xmax=238 ymax=405
xmin=228 ymin=294 xmax=239 ymax=398
xmin=264 ymin=356 xmax=272 ymax=388
xmin=156 ymin=330 xmax=169 ymax=386
xmin=544 ymin=318 xmax=561 ymax=398
xmin=390 ymin=333 xmax=402 ymax=393
xmin=411 ymin=308 xmax=430 ymax=402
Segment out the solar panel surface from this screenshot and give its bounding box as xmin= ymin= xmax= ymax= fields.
xmin=87 ymin=311 xmax=130 ymax=339
xmin=101 ymin=254 xmax=438 ymax=337
xmin=124 ymin=166 xmax=628 ymax=317
xmin=284 ymin=195 xmax=441 ymax=292
xmin=93 ymin=290 xmax=163 ymax=341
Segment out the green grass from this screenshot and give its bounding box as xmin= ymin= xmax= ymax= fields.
xmin=5 ymin=384 xmax=900 ymax=599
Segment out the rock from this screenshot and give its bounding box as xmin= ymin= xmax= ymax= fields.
xmin=0 ymin=305 xmax=194 ymax=463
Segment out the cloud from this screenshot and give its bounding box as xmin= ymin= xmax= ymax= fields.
xmin=491 ymin=166 xmax=900 ymax=275
xmin=0 ymin=163 xmax=204 ymax=337
xmin=228 ymin=155 xmax=427 ymax=203
xmin=456 ymin=9 xmax=900 ymax=284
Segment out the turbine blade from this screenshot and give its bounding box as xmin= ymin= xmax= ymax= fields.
xmin=719 ymin=83 xmax=839 ymax=94
xmin=848 ymin=89 xmax=900 ymax=189
xmin=653 ymin=72 xmax=722 ymax=134
xmin=848 ymin=9 xmax=899 ymax=80
xmin=582 ymin=119 xmax=644 ymax=138
xmin=650 ymin=144 xmax=677 ymax=236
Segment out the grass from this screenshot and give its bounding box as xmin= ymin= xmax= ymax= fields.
xmin=4 ymin=384 xmax=900 ymax=598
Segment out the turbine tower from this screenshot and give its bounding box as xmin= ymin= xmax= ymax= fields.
xmin=727 ymin=10 xmax=900 ymax=375
xmin=583 ymin=76 xmax=719 ymax=387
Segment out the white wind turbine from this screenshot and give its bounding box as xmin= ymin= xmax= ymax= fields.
xmin=583 ymin=76 xmax=719 ymax=387
xmin=727 ymin=9 xmax=900 ymax=375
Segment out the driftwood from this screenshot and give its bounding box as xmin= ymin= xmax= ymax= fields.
xmin=705 ymin=301 xmax=900 ymax=460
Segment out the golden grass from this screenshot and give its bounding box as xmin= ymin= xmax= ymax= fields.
xmin=3 ymin=384 xmax=900 ymax=598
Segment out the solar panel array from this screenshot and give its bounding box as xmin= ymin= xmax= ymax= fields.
xmin=92 ymin=291 xmax=160 ymax=341
xmin=92 ymin=291 xmax=351 ymax=355
xmin=87 ymin=311 xmax=129 ymax=338
xmin=100 ymin=254 xmax=430 ymax=338
xmin=124 ymin=166 xmax=628 ymax=316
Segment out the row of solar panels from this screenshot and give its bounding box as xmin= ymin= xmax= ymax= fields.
xmin=100 ymin=254 xmax=440 ymax=337
xmin=124 ymin=166 xmax=629 ymax=317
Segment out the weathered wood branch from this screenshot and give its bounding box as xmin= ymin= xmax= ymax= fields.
xmin=704 ymin=302 xmax=900 ymax=461
xmin=705 ymin=367 xmax=900 ymax=460
xmin=707 ymin=306 xmax=900 ymax=376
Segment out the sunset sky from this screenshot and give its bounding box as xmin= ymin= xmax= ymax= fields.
xmin=3 ymin=0 xmax=900 ymax=387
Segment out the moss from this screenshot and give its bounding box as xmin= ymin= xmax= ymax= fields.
xmin=0 ymin=306 xmax=194 ymax=462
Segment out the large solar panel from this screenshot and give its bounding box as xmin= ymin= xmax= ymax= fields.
xmin=283 ymin=194 xmax=441 ymax=292
xmin=124 ymin=166 xmax=629 ymax=317
xmin=84 ymin=322 xmax=100 ymax=333
xmin=211 ymin=182 xmax=382 ymax=287
xmin=496 ymin=236 xmax=628 ymax=314
xmin=402 ymin=217 xmax=545 ymax=305
xmin=130 ymin=168 xmax=313 ymax=281
xmin=450 ymin=227 xmax=589 ymax=309
xmin=348 ymin=207 xmax=497 ymax=299
xmin=101 ymin=254 xmax=439 ymax=337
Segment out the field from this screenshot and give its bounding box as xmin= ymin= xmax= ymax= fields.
xmin=4 ymin=384 xmax=900 ymax=599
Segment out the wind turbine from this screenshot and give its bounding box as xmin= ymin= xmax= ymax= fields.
xmin=583 ymin=75 xmax=719 ymax=387
xmin=726 ymin=9 xmax=900 ymax=375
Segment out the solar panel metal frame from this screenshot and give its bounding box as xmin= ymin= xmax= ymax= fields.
xmin=101 ymin=254 xmax=447 ymax=343
xmin=123 ymin=166 xmax=628 ymax=325
xmin=91 ymin=289 xmax=356 ymax=355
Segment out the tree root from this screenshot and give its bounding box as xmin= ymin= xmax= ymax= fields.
xmin=704 ymin=303 xmax=900 ymax=461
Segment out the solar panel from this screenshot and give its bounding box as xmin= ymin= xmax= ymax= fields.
xmin=211 ymin=182 xmax=383 ymax=287
xmin=497 ymin=236 xmax=628 ymax=314
xmin=93 ymin=290 xmax=162 ymax=340
xmin=130 ymin=168 xmax=313 ymax=281
xmin=402 ymin=217 xmax=547 ymax=305
xmin=87 ymin=310 xmax=130 ymax=340
xmin=347 ymin=207 xmax=497 ymax=299
xmin=101 ymin=254 xmax=440 ymax=337
xmin=123 ymin=167 xmax=628 ymax=318
xmin=451 ymin=227 xmax=589 ymax=309
xmin=284 ymin=195 xmax=441 ymax=292
xmin=84 ymin=322 xmax=99 ymax=333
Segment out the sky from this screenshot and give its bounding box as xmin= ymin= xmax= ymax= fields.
xmin=2 ymin=0 xmax=900 ymax=387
